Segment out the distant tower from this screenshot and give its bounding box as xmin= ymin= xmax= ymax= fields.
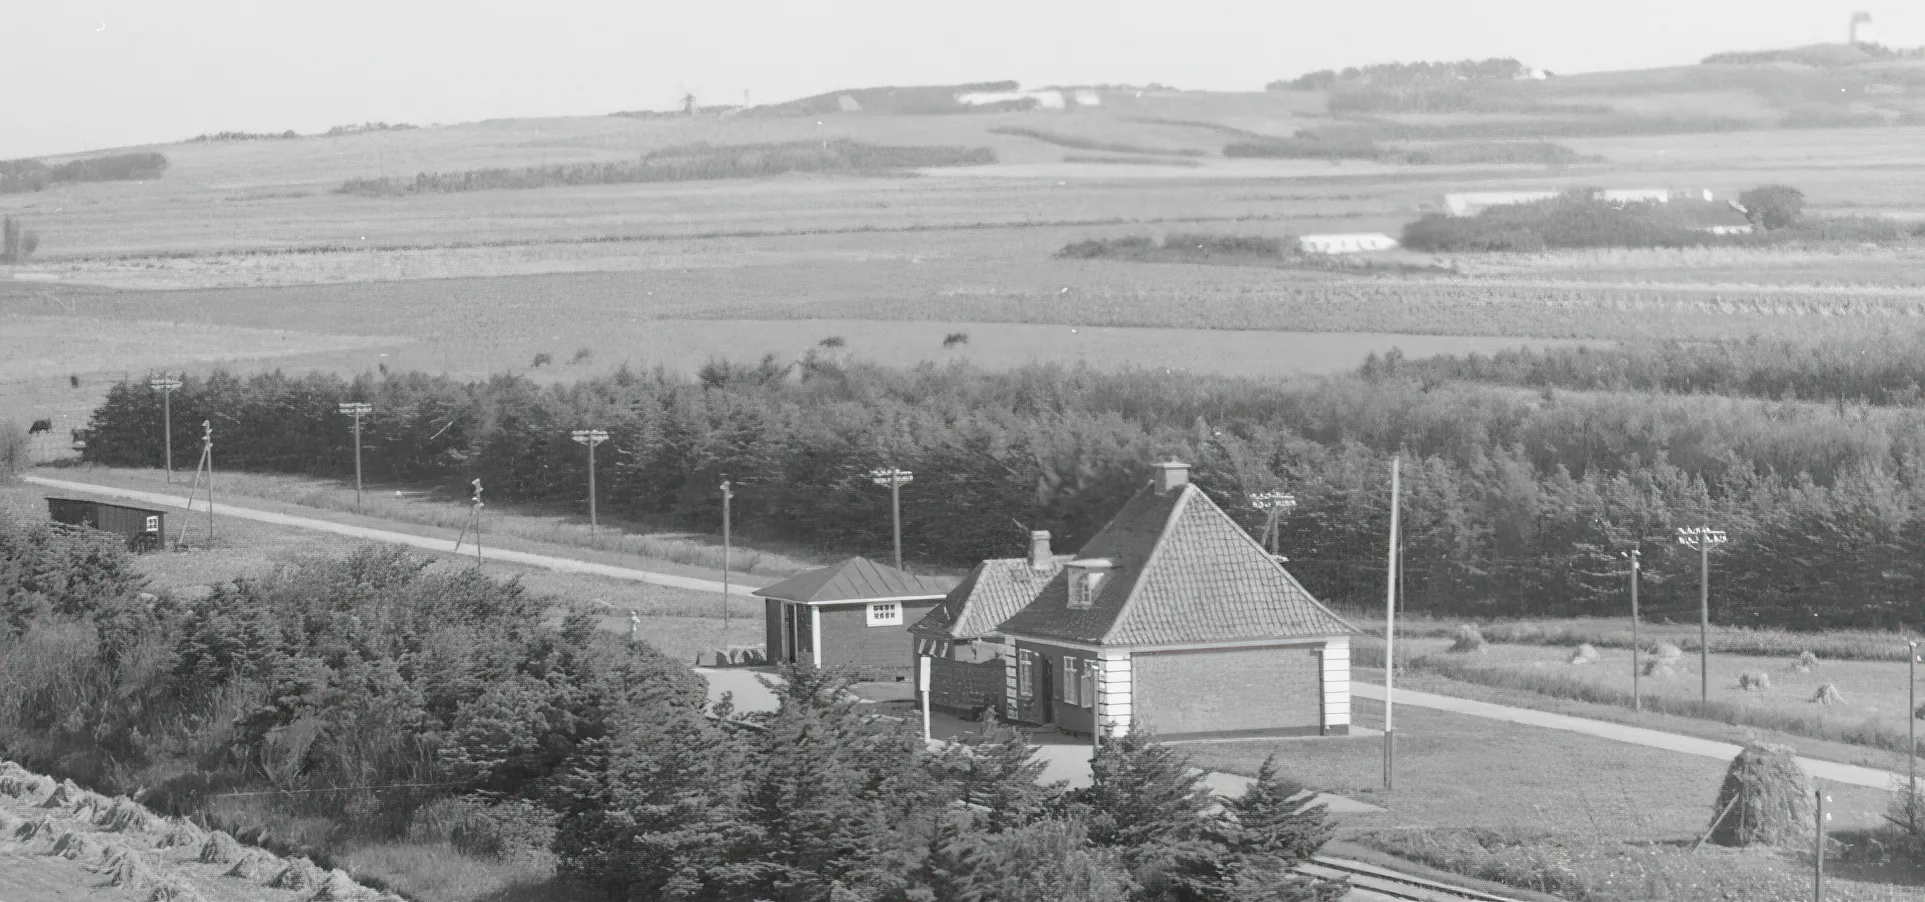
xmin=1850 ymin=11 xmax=1874 ymax=47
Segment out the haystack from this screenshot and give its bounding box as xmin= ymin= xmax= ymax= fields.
xmin=1449 ymin=625 xmax=1489 ymax=654
xmin=39 ymin=779 xmax=81 ymax=808
xmin=148 ymin=878 xmax=205 ymax=902
xmin=197 ymin=830 xmax=244 ymax=864
xmin=51 ymin=829 xmax=97 ymax=860
xmin=103 ymin=848 xmax=157 ymax=887
xmin=1739 ymin=671 xmax=1772 ymax=691
xmin=1792 ymin=651 xmax=1819 ymax=674
xmin=1813 ymin=683 xmax=1846 ymax=705
xmin=1642 ymin=659 xmax=1678 ymax=679
xmin=98 ymin=796 xmax=161 ymax=833
xmin=270 ymin=856 xmax=328 ymax=890
xmin=1652 ymin=641 xmax=1684 ymax=663
xmin=1568 ymin=643 xmax=1601 ymax=665
xmin=310 ymin=869 xmax=372 ymax=901
xmin=15 ymin=816 xmax=54 ymax=843
xmin=223 ymin=848 xmax=278 ymax=880
xmin=0 ymin=772 xmax=50 ymax=799
xmin=156 ymin=818 xmax=206 ymax=849
xmin=1707 ymin=744 xmax=1813 ymax=847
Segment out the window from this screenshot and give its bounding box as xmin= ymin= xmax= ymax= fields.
xmin=1017 ymin=650 xmax=1036 ymax=700
xmin=866 ymin=603 xmax=902 ymax=627
xmin=1066 ymin=560 xmax=1112 ymax=610
xmin=1081 ymin=660 xmax=1097 ymax=709
xmin=1063 ymin=656 xmax=1082 ymax=707
xmin=143 ymin=516 xmax=159 ymax=532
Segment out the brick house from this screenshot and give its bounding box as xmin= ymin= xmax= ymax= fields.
xmin=908 ymin=531 xmax=1072 ymax=719
xmin=992 ymin=461 xmax=1361 ymax=740
xmin=757 ymin=556 xmax=953 ymax=672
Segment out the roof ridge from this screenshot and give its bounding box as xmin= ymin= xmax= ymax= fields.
xmin=1098 ymin=482 xmax=1193 ymax=644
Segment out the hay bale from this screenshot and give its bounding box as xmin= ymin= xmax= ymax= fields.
xmin=1448 ymin=625 xmax=1488 ymax=654
xmin=1813 ymin=683 xmax=1847 ymax=705
xmin=1568 ymin=643 xmax=1601 ymax=665
xmin=1739 ymin=671 xmax=1772 ymax=691
xmin=1642 ymin=659 xmax=1678 ymax=679
xmin=98 ymin=796 xmax=161 ymax=833
xmin=270 ymin=857 xmax=328 ymax=890
xmin=223 ymin=848 xmax=278 ymax=880
xmin=1792 ymin=651 xmax=1819 ymax=674
xmin=1708 ymin=744 xmax=1814 ymax=848
xmin=1652 ymin=641 xmax=1684 ymax=662
xmin=197 ymin=830 xmax=244 ymax=864
xmin=51 ymin=830 xmax=97 ymax=860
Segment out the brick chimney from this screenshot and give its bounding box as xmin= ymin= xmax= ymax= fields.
xmin=1155 ymin=460 xmax=1190 ymax=495
xmin=1028 ymin=530 xmax=1053 ymax=571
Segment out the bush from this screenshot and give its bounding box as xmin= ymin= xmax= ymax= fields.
xmin=1739 ymin=184 xmax=1806 ymax=230
xmin=1402 ymin=189 xmax=1735 ymax=252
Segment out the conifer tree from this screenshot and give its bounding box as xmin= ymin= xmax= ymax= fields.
xmin=1072 ymin=722 xmax=1219 ymax=849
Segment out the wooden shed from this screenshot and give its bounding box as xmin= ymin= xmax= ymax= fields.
xmin=46 ymin=497 xmax=167 ymax=551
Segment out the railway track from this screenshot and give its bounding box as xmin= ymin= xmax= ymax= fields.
xmin=1301 ymin=855 xmax=1549 ymax=902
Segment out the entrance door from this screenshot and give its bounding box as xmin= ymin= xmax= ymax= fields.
xmin=784 ymin=604 xmax=801 ymax=664
xmin=1016 ymin=648 xmax=1055 ymax=724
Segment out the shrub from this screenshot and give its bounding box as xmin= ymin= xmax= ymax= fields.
xmin=1449 ymin=625 xmax=1489 ymax=653
xmin=1739 ymin=184 xmax=1806 ymax=230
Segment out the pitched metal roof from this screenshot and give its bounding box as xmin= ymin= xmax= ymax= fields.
xmin=995 ymin=482 xmax=1360 ymax=646
xmin=751 ymin=556 xmax=953 ymax=604
xmin=909 ymin=554 xmax=1074 ymax=641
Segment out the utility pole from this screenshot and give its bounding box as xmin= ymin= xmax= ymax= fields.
xmin=571 ymin=429 xmax=609 ymax=540
xmin=1384 ymin=456 xmax=1400 ymax=792
xmin=1628 ymin=549 xmax=1642 ymax=712
xmin=1912 ymin=640 xmax=1919 ymax=833
xmin=1677 ymin=526 xmax=1729 ymax=705
xmin=149 ymin=376 xmax=181 ymax=484
xmin=338 ymin=402 xmax=371 ymax=511
xmin=1249 ymin=491 xmax=1297 ymax=557
xmin=721 ymin=478 xmax=734 ymax=632
xmin=869 ymin=467 xmax=914 ymax=570
xmin=1815 ymin=789 xmax=1828 ymax=901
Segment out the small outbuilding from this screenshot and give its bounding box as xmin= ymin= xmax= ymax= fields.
xmin=46 ymin=497 xmax=166 ymax=551
xmin=1297 ymin=233 xmax=1399 ymax=254
xmin=991 ymin=461 xmax=1361 ymax=740
xmin=758 ymin=556 xmax=954 ymax=672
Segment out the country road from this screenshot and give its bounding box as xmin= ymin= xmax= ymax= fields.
xmin=23 ymin=474 xmax=763 ymax=598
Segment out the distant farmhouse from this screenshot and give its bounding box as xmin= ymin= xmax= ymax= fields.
xmin=1298 ymin=233 xmax=1399 ymax=254
xmin=912 ymin=461 xmax=1360 ymax=741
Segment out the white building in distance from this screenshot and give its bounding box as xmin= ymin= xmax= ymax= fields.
xmin=1299 ymin=233 xmax=1399 ymax=254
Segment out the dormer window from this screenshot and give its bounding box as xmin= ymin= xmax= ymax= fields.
xmin=1066 ymin=558 xmax=1114 ymax=610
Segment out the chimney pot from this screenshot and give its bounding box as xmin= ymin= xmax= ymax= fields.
xmin=1029 ymin=530 xmax=1052 ymax=571
xmin=1155 ymin=460 xmax=1190 ymax=494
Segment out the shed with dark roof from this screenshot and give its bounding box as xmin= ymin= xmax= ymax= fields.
xmin=756 ymin=556 xmax=953 ymax=672
xmin=992 ymin=461 xmax=1360 ymax=740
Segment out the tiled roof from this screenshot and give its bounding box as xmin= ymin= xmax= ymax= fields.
xmin=751 ymin=556 xmax=953 ymax=604
xmin=995 ymin=482 xmax=1360 ymax=646
xmin=909 ymin=554 xmax=1073 ymax=640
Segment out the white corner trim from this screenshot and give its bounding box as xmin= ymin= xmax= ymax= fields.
xmin=811 ymin=605 xmax=823 ymax=665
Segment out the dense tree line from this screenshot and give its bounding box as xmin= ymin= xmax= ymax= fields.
xmin=0 ymin=152 xmax=169 ymax=193
xmin=1270 ymin=58 xmax=1528 ymax=91
xmin=339 ymin=140 xmax=996 ymax=196
xmin=1376 ymin=333 xmax=1925 ymax=407
xmin=0 ymin=514 xmax=1343 ymax=900
xmin=75 ymin=357 xmax=1925 ymax=629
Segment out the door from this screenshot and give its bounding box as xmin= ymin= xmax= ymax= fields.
xmin=784 ymin=604 xmax=800 ymax=664
xmin=1016 ymin=648 xmax=1055 ymax=724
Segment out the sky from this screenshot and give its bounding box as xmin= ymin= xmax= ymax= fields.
xmin=1 ymin=0 xmax=1919 ymax=158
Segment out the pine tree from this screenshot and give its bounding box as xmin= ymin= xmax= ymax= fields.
xmin=1208 ymin=755 xmax=1347 ymax=902
xmin=1072 ymin=722 xmax=1219 ymax=850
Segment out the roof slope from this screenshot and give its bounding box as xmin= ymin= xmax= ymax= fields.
xmin=997 ymin=483 xmax=1360 ymax=646
xmin=751 ymin=556 xmax=953 ymax=603
xmin=910 ymin=554 xmax=1073 ymax=640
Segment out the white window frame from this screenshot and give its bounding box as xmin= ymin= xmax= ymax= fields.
xmin=143 ymin=516 xmax=160 ymax=533
xmin=866 ymin=602 xmax=902 ymax=627
xmin=1063 ymin=655 xmax=1082 ymax=707
xmin=1017 ymin=649 xmax=1036 ymax=700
